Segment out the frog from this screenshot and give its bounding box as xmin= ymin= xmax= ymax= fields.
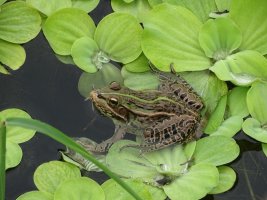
xmin=86 ymin=64 xmax=205 ymax=153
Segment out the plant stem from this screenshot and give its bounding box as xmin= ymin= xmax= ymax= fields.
xmin=5 ymin=118 xmax=142 ymax=200
xmin=0 ymin=121 xmax=6 ymax=200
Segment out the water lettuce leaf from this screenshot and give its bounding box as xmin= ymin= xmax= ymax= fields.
xmin=26 ymin=0 xmax=72 ymax=16
xmin=43 ymin=8 xmax=95 ymax=55
xmin=0 ymin=1 xmax=41 ymax=44
xmin=124 ymin=53 xmax=150 ymax=72
xmin=247 ymin=81 xmax=267 ymax=124
xmin=142 ymin=4 xmax=210 ymax=72
xmin=54 ymin=177 xmax=105 ymax=200
xmin=17 ymin=191 xmax=53 ymax=200
xmin=209 ymin=166 xmax=236 ymax=194
xmin=72 ymin=0 xmax=100 ymax=13
xmin=229 ymin=0 xmax=267 ymax=55
xmin=193 ymin=136 xmax=239 ymax=166
xmin=199 ymin=18 xmax=242 ymax=60
xmin=33 ymin=161 xmax=81 ymax=195
xmin=210 ymin=50 xmax=267 ymax=86
xmin=262 ymin=143 xmax=267 ymax=157
xmin=5 ymin=141 xmax=22 ymax=169
xmin=94 ymin=13 xmax=143 ymax=64
xmin=0 ymin=39 xmax=25 ymax=73
xmin=242 ymin=118 xmax=267 ymax=143
xmin=163 ymin=163 xmax=219 ymax=200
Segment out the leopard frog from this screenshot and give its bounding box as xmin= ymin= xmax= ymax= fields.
xmin=88 ymin=65 xmax=204 ymax=153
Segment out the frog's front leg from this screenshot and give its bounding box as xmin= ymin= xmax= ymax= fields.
xmin=121 ymin=114 xmax=199 ymax=152
xmin=84 ymin=124 xmax=127 ymax=153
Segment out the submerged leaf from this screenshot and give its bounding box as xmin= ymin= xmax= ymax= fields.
xmin=54 ymin=177 xmax=105 ymax=200
xmin=43 ymin=8 xmax=95 ymax=55
xmin=242 ymin=118 xmax=267 ymax=143
xmin=193 ymin=136 xmax=239 ymax=166
xmin=163 ymin=163 xmax=219 ymax=200
xmin=209 ymin=166 xmax=236 ymax=194
xmin=199 ymin=18 xmax=242 ymax=60
xmin=0 ymin=1 xmax=41 ymax=43
xmin=142 ymin=4 xmax=211 ymax=72
xmin=94 ymin=13 xmax=143 ymax=64
xmin=229 ymin=0 xmax=267 ymax=55
xmin=121 ymin=67 xmax=159 ymax=90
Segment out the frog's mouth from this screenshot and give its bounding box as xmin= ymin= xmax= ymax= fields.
xmin=89 ymin=90 xmax=127 ymax=122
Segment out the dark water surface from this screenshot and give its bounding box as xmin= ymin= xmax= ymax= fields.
xmin=1 ymin=1 xmax=267 ymax=200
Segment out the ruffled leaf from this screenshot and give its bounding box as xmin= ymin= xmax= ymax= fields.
xmin=142 ymin=4 xmax=211 ymax=72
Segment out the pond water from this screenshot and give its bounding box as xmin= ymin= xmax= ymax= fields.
xmin=1 ymin=1 xmax=267 ymax=200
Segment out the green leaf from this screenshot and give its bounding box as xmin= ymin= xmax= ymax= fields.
xmin=142 ymin=4 xmax=211 ymax=72
xmin=205 ymin=95 xmax=227 ymax=134
xmin=105 ymin=140 xmax=160 ymax=181
xmin=209 ymin=115 xmax=243 ymax=138
xmin=124 ymin=53 xmax=150 ymax=72
xmin=181 ymin=70 xmax=228 ymax=115
xmin=0 ymin=109 xmax=34 ymax=143
xmin=71 ymin=37 xmax=99 ymax=72
xmin=54 ymin=177 xmax=105 ymax=200
xmin=94 ymin=13 xmax=143 ymax=64
xmin=209 ymin=166 xmax=236 ymax=194
xmin=26 ymin=0 xmax=72 ymax=16
xmin=0 ymin=64 xmax=9 ymax=74
xmin=184 ymin=141 xmax=196 ymax=160
xmin=247 ymin=81 xmax=267 ymax=124
xmin=0 ymin=1 xmax=41 ymax=43
xmin=34 ymin=161 xmax=81 ymax=195
xmin=210 ymin=50 xmax=267 ymax=86
xmin=262 ymin=143 xmax=267 ymax=157
xmin=199 ymin=18 xmax=242 ymax=60
xmin=193 ymin=136 xmax=239 ymax=166
xmin=163 ymin=163 xmax=219 ymax=200
xmin=78 ymin=63 xmax=123 ymax=97
xmin=121 ymin=67 xmax=159 ymax=90
xmin=0 ymin=39 xmax=25 ymax=72
xmin=0 ymin=121 xmax=6 ymax=199
xmin=102 ymin=179 xmax=154 ymax=200
xmin=71 ymin=0 xmax=100 ymax=13
xmin=17 ymin=191 xmax=53 ymax=200
xmin=5 ymin=141 xmax=22 ymax=169
xmin=0 ymin=0 xmax=7 ymax=6
xmin=167 ymin=0 xmax=217 ymax=23
xmin=242 ymin=118 xmax=267 ymax=143
xmin=43 ymin=8 xmax=95 ymax=55
xmin=111 ymin=0 xmax=151 ymax=22
xmin=227 ymin=86 xmax=249 ymax=118
xmin=229 ymin=0 xmax=267 ymax=55
xmin=215 ymin=0 xmax=231 ymax=11
xmin=0 ymin=108 xmax=35 ymax=143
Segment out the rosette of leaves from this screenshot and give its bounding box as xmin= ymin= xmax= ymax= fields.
xmin=242 ymin=81 xmax=267 ymax=157
xmin=17 ymin=161 xmax=105 ymax=200
xmin=43 ymin=9 xmax=143 ymax=73
xmin=139 ymin=1 xmax=267 ymax=86
xmin=74 ymin=136 xmax=238 ymax=200
xmin=0 ymin=1 xmax=41 ymax=74
xmin=26 ymin=0 xmax=100 ymax=17
xmin=0 ymin=109 xmax=35 ymax=169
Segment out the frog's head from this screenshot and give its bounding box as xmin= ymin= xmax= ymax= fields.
xmin=89 ymin=82 xmax=129 ymax=122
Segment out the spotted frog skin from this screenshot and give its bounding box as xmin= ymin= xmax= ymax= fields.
xmin=88 ymin=65 xmax=204 ymax=153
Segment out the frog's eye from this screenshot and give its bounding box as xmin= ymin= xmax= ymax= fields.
xmin=109 ymin=97 xmax=118 ymax=105
xmin=109 ymin=81 xmax=121 ymax=90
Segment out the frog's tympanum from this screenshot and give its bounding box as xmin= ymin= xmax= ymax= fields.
xmin=88 ymin=65 xmax=205 ymax=153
